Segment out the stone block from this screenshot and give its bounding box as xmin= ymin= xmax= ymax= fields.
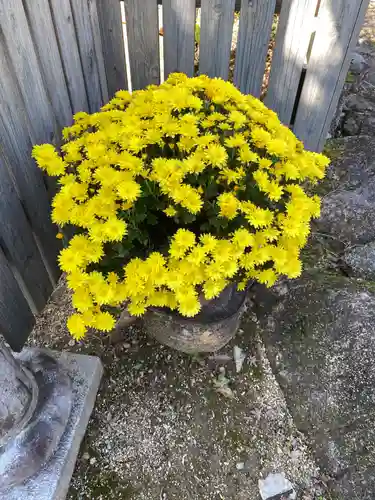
xmin=2 ymin=351 xmax=102 ymax=500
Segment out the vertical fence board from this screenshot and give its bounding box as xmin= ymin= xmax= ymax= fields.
xmin=0 ymin=155 xmax=53 ymax=312
xmin=264 ymin=0 xmax=317 ymax=125
xmin=0 ymin=247 xmax=35 ymax=352
xmin=199 ymin=0 xmax=235 ymax=79
xmin=233 ymin=0 xmax=276 ymax=97
xmin=123 ymin=0 xmax=160 ymax=90
xmin=163 ymin=0 xmax=196 ymax=78
xmin=294 ymin=0 xmax=370 ymax=151
xmin=97 ymin=0 xmax=128 ymax=97
xmin=23 ymin=0 xmax=73 ymax=128
xmin=88 ymin=0 xmax=109 ymax=104
xmin=0 ymin=41 xmax=60 ymax=281
xmin=70 ymin=0 xmax=105 ymax=112
xmin=0 ymin=0 xmax=59 ymax=144
xmin=50 ymin=0 xmax=89 ymax=114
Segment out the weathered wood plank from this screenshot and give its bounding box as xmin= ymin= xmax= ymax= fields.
xmin=0 ymin=246 xmax=35 ymax=352
xmin=0 ymin=0 xmax=59 ymax=144
xmin=169 ymin=0 xmax=283 ymax=11
xmin=97 ymin=0 xmax=128 ymax=97
xmin=87 ymin=0 xmax=109 ymax=104
xmin=293 ymin=0 xmax=370 ymax=151
xmin=163 ymin=0 xmax=196 ymax=78
xmin=0 ymin=154 xmax=53 ymax=312
xmin=158 ymin=0 xmax=243 ymax=9
xmin=264 ymin=0 xmax=317 ymax=125
xmin=70 ymin=0 xmax=104 ymax=112
xmin=22 ymin=0 xmax=73 ymax=128
xmin=233 ymin=0 xmax=276 ymax=97
xmin=199 ymin=0 xmax=235 ymax=80
xmin=0 ymin=40 xmax=60 ymax=281
xmin=123 ymin=0 xmax=160 ymax=90
xmin=49 ymin=0 xmax=89 ymax=114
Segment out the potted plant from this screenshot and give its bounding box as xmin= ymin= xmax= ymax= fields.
xmin=32 ymin=74 xmax=329 ymax=353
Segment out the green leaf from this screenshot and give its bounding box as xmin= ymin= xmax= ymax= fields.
xmin=180 ymin=211 xmax=196 ymax=224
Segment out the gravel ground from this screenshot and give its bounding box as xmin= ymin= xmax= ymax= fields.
xmin=28 ymin=279 xmax=323 ymax=499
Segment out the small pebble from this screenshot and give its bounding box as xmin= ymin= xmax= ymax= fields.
xmin=123 ymin=343 xmax=131 ymax=349
xmin=236 ymin=462 xmax=245 ymax=470
xmin=89 ymin=457 xmax=97 ymax=465
xmin=82 ymin=452 xmax=90 ymax=461
xmin=68 ymin=339 xmax=75 ymax=347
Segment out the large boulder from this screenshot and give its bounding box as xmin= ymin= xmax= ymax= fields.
xmin=250 ymin=273 xmax=375 ymax=499
xmin=317 ymin=136 xmax=375 ymax=245
xmin=343 ymin=241 xmax=375 ymax=280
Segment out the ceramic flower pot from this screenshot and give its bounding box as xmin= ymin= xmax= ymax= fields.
xmin=143 ymin=283 xmax=249 ymax=354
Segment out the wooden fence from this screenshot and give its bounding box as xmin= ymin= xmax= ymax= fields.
xmin=0 ymin=0 xmax=369 ymax=350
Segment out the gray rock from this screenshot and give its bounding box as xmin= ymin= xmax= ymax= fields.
xmin=4 ymin=350 xmax=103 ymax=500
xmin=253 ymin=273 xmax=375 ymax=499
xmin=361 ymin=114 xmax=375 ymax=135
xmin=366 ymin=70 xmax=375 ymax=86
xmin=317 ymin=136 xmax=375 ymax=245
xmin=343 ymin=241 xmax=375 ymax=279
xmin=350 ymin=52 xmax=369 ymax=74
xmin=345 ymin=94 xmax=374 ymax=112
xmin=342 ymin=113 xmax=361 ymax=135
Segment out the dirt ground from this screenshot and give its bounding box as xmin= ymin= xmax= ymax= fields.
xmin=28 ymin=280 xmax=322 ymax=499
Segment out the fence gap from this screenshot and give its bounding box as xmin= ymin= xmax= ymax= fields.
xmin=120 ymin=1 xmax=133 ymax=92
xmin=158 ymin=2 xmax=165 ymax=83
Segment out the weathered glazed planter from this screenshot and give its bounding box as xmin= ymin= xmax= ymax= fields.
xmin=143 ymin=283 xmax=249 ymax=353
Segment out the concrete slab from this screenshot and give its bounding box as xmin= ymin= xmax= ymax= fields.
xmin=2 ymin=351 xmax=102 ymax=500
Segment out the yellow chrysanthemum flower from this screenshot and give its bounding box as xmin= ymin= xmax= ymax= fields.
xmin=164 ymin=206 xmax=177 ymax=217
xmin=217 ymin=192 xmax=238 ymax=220
xmin=33 ymin=73 xmax=329 ymax=337
xmin=67 ymin=314 xmax=87 ymax=340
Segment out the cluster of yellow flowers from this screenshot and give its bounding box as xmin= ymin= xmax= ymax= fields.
xmin=32 ymin=74 xmax=329 ymax=340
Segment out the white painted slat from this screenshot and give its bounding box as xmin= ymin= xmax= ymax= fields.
xmin=123 ymin=0 xmax=160 ymax=90
xmin=233 ymin=0 xmax=276 ymax=97
xmin=163 ymin=0 xmax=196 ymax=78
xmin=199 ymin=0 xmax=235 ymax=80
xmin=294 ymin=0 xmax=370 ymax=151
xmin=50 ymin=0 xmax=90 ymax=113
xmin=264 ymin=0 xmax=317 ymax=126
xmin=23 ymin=0 xmax=73 ymax=128
xmin=97 ymin=0 xmax=128 ymax=97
